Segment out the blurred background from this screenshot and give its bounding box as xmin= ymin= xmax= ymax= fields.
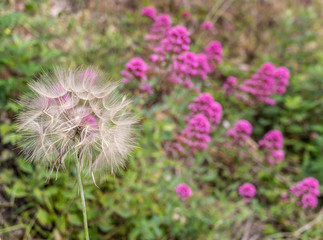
xmin=0 ymin=0 xmax=323 ymax=239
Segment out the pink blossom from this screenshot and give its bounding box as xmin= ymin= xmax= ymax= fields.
xmin=226 ymin=120 xmax=252 ymax=146
xmin=239 ymin=183 xmax=256 ymax=203
xmin=238 ymin=63 xmax=290 ymax=105
xmin=160 ymin=25 xmax=190 ymax=54
xmin=145 ymin=14 xmax=172 ymax=41
xmin=175 ymin=183 xmax=192 ymax=201
xmin=301 ymin=193 xmax=318 ymax=209
xmin=259 ymin=130 xmax=284 ymax=165
xmin=121 ymin=57 xmax=148 ymax=84
xmin=81 ymin=114 xmax=98 ymax=134
xmin=139 ymin=83 xmax=154 ymax=95
xmin=289 ymin=177 xmax=320 ymax=209
xmin=80 ymin=69 xmax=97 ymax=85
xmin=205 ymin=41 xmax=223 ymax=67
xmin=141 ymin=6 xmax=156 ymax=20
xmin=201 ymin=21 xmax=214 ymax=30
xmin=182 ymin=11 xmax=190 ymax=18
xmin=187 ymin=93 xmax=222 ymax=130
xmin=223 ymin=76 xmax=237 ymax=95
xmin=173 ymin=114 xmax=211 ymax=155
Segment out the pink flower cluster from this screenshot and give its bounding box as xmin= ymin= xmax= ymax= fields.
xmin=141 ymin=6 xmax=156 ymax=20
xmin=175 ymin=183 xmax=192 ymax=201
xmin=239 ymin=183 xmax=256 ymax=203
xmin=160 ymin=26 xmax=190 ymax=54
xmin=237 ymin=62 xmax=290 ymax=105
xmin=173 ymin=114 xmax=211 ymax=154
xmin=133 ymin=7 xmax=223 ymax=92
xmin=226 ymin=120 xmax=253 ymax=146
xmin=205 ymin=41 xmax=223 ymax=67
xmin=187 ymin=93 xmax=222 ymax=130
xmin=145 ymin=14 xmax=171 ymax=42
xmin=201 ymin=21 xmax=214 ymax=31
xmin=259 ymin=130 xmax=284 ymax=165
xmin=223 ymin=76 xmax=237 ymax=95
xmin=289 ymin=177 xmax=320 ymax=209
xmin=121 ymin=57 xmax=154 ymax=96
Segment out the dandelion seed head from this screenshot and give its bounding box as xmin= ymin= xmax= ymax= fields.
xmin=17 ymin=67 xmax=137 ymax=174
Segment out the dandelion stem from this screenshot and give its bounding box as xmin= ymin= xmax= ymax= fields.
xmin=76 ymin=158 xmax=90 ymax=240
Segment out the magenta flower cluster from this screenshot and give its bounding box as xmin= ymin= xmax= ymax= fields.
xmin=141 ymin=6 xmax=156 ymax=20
xmin=173 ymin=114 xmax=211 ymax=154
xmin=121 ymin=6 xmax=223 ymax=94
xmin=187 ymin=93 xmax=222 ymax=130
xmin=223 ymin=76 xmax=237 ymax=96
xmin=238 ymin=183 xmax=257 ymax=203
xmin=175 ymin=183 xmax=192 ymax=201
xmin=226 ymin=120 xmax=253 ymax=146
xmin=289 ymin=177 xmax=320 ymax=209
xmin=121 ymin=57 xmax=154 ymax=96
xmin=259 ymin=130 xmax=284 ymax=165
xmin=227 ymin=62 xmax=290 ymax=105
xmin=201 ymin=21 xmax=214 ymax=31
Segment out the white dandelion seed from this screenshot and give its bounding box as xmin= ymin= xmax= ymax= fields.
xmin=17 ymin=67 xmax=137 ymax=176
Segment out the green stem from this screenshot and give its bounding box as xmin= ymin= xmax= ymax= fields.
xmin=76 ymin=159 xmax=90 ymax=240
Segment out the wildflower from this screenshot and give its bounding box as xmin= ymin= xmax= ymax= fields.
xmin=182 ymin=11 xmax=190 ymax=18
xmin=161 ymin=25 xmax=190 ymax=54
xmin=121 ymin=57 xmax=148 ymax=84
xmin=238 ymin=183 xmax=256 ymax=203
xmin=238 ymin=63 xmax=290 ymax=105
xmin=289 ymin=177 xmax=320 ymax=209
xmin=171 ymin=114 xmax=211 ymax=156
xmin=187 ymin=93 xmax=222 ymax=130
xmin=139 ymin=83 xmax=154 ymax=95
xmin=223 ymin=76 xmax=237 ymax=95
xmin=145 ymin=14 xmax=172 ymax=41
xmin=201 ymin=21 xmax=214 ymax=31
xmin=141 ymin=6 xmax=156 ymax=20
xmin=226 ymin=120 xmax=252 ymax=146
xmin=17 ymin=67 xmax=136 ymax=174
xmin=175 ymin=183 xmax=192 ymax=201
xmin=205 ymin=41 xmax=223 ymax=67
xmin=259 ymin=130 xmax=284 ymax=164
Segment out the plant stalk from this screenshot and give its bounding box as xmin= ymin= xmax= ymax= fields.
xmin=76 ymin=159 xmax=90 ymax=240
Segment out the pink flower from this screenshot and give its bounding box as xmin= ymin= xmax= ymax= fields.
xmin=301 ymin=193 xmax=318 ymax=209
xmin=238 ymin=63 xmax=290 ymax=105
xmin=259 ymin=130 xmax=284 ymax=165
xmin=172 ymin=114 xmax=211 ymax=155
xmin=81 ymin=114 xmax=98 ymax=133
xmin=175 ymin=183 xmax=192 ymax=201
xmin=139 ymin=83 xmax=154 ymax=95
xmin=141 ymin=6 xmax=156 ymax=20
xmin=289 ymin=177 xmax=320 ymax=209
xmin=205 ymin=41 xmax=223 ymax=67
xmin=201 ymin=21 xmax=213 ymax=30
xmin=161 ymin=25 xmax=190 ymax=54
xmin=121 ymin=57 xmax=148 ymax=84
xmin=239 ymin=183 xmax=256 ymax=203
xmin=80 ymin=69 xmax=98 ymax=85
xmin=223 ymin=76 xmax=237 ymax=95
xmin=226 ymin=120 xmax=252 ymax=146
xmin=187 ymin=93 xmax=222 ymax=130
xmin=145 ymin=14 xmax=172 ymax=41
xmin=182 ymin=11 xmax=190 ymax=18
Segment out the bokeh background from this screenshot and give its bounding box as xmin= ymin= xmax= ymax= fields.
xmin=0 ymin=0 xmax=323 ymax=239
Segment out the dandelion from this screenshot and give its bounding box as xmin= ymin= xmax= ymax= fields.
xmin=17 ymin=67 xmax=137 ymax=240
